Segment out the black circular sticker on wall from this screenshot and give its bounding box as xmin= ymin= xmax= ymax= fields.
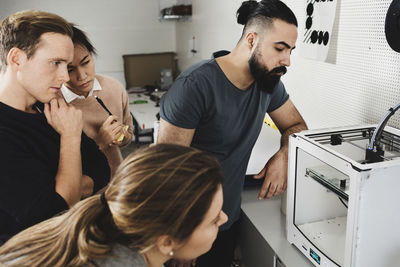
xmin=303 ymin=0 xmax=334 ymax=47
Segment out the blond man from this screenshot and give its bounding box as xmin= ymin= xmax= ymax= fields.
xmin=0 ymin=10 xmax=110 ymax=244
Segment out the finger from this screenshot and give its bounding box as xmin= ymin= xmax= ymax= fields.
xmin=121 ymin=124 xmax=129 ymax=135
xmin=253 ymin=167 xmax=266 ymax=179
xmin=111 ymin=125 xmax=123 ymax=137
xmin=268 ymin=185 xmax=277 ymax=198
xmin=109 ymin=115 xmax=119 ymax=123
xmin=49 ymin=99 xmax=59 ymax=116
xmin=102 ymin=122 xmax=119 ymax=133
xmin=57 ymin=97 xmax=67 ymax=108
xmin=275 ymin=185 xmax=284 ymax=196
xmin=49 ymin=98 xmax=59 ymax=109
xmin=114 ymin=132 xmax=125 ymax=144
xmin=283 ymin=180 xmax=288 ymax=191
xmin=110 ymin=122 xmax=122 ymax=132
xmin=105 ymin=115 xmax=118 ymax=124
xmin=43 ymin=103 xmax=51 ymax=123
xmin=112 ymin=141 xmax=122 ymax=146
xmin=266 ymin=184 xmax=275 ymax=199
xmin=259 ymin=181 xmax=271 ymax=200
xmin=114 ymin=126 xmax=128 ymax=143
xmin=110 ymin=132 xmax=123 ymax=145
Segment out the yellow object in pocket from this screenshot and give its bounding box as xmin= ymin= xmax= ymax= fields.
xmin=117 ymin=125 xmax=129 ymax=142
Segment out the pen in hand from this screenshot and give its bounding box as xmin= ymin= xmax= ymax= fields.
xmin=95 ymin=96 xmax=112 ymax=116
xmin=94 ymin=95 xmax=128 ymax=143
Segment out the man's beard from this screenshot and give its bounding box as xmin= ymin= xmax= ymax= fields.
xmin=248 ymin=50 xmax=287 ymax=93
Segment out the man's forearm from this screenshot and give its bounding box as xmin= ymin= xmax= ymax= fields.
xmin=280 ymin=122 xmax=308 ymax=148
xmin=55 ymin=135 xmax=82 ymax=207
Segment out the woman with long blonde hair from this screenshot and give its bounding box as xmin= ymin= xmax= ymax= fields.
xmin=0 ymin=144 xmax=227 ymax=267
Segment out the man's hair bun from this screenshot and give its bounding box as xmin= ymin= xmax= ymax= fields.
xmin=236 ymin=0 xmax=259 ymax=25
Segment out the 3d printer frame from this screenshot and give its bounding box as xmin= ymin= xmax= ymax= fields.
xmin=286 ymin=125 xmax=400 ymax=267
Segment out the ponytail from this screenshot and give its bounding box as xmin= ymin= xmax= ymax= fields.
xmin=0 ymin=144 xmax=224 ymax=267
xmin=0 ymin=195 xmax=119 ymax=267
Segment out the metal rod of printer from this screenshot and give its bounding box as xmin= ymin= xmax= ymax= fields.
xmin=368 ymin=101 xmax=400 ymax=150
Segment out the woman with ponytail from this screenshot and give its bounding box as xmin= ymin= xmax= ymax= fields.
xmin=0 ymin=144 xmax=227 ymax=267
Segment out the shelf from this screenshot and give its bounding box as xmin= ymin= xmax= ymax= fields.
xmin=160 ymin=15 xmax=191 ymax=21
xmin=162 ymin=15 xmax=182 ymax=19
xmin=159 ymin=3 xmax=192 ymax=21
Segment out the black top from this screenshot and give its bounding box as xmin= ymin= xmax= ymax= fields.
xmin=160 ymin=52 xmax=289 ymax=229
xmin=0 ymin=102 xmax=110 ymax=244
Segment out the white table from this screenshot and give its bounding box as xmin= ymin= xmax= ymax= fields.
xmin=239 ymin=123 xmax=313 ymax=267
xmin=128 ymin=93 xmax=160 ymax=130
xmin=128 ymin=92 xmax=164 ymax=142
xmin=240 ymin=189 xmax=314 ymax=267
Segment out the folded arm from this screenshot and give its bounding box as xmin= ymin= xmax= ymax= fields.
xmin=255 ymin=99 xmax=307 ymax=199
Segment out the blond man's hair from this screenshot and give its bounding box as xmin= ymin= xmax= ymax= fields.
xmin=0 ymin=10 xmax=73 ymax=72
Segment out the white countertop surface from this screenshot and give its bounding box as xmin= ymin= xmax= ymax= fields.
xmin=241 ymin=189 xmax=313 ymax=267
xmin=128 ymin=93 xmax=160 ymax=130
xmin=243 ymin=122 xmax=313 ymax=267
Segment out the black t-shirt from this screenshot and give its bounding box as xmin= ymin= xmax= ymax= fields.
xmin=0 ymin=102 xmax=110 ymax=244
xmin=160 ymin=53 xmax=289 ymax=229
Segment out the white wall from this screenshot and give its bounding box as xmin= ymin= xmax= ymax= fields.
xmin=3 ymin=0 xmax=400 ymax=130
xmin=0 ymin=0 xmax=176 ymax=86
xmin=175 ymin=0 xmax=400 ymax=130
xmin=175 ymin=0 xmax=244 ymax=70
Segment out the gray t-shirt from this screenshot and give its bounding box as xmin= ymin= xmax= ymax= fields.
xmin=160 ymin=54 xmax=289 ymax=230
xmin=94 ymin=244 xmax=146 ymax=267
xmin=0 ymin=244 xmax=145 ymax=267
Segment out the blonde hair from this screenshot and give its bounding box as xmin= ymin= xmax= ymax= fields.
xmin=0 ymin=10 xmax=73 ymax=71
xmin=0 ymin=144 xmax=223 ymax=267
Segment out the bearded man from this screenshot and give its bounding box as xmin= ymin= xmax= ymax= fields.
xmin=158 ymin=1 xmax=307 ymax=267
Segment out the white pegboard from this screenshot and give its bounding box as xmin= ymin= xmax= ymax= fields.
xmin=282 ymin=0 xmax=400 ymax=130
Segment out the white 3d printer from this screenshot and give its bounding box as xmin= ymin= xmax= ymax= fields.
xmin=286 ymin=2 xmax=400 ymax=266
xmin=286 ymin=124 xmax=400 ymax=267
